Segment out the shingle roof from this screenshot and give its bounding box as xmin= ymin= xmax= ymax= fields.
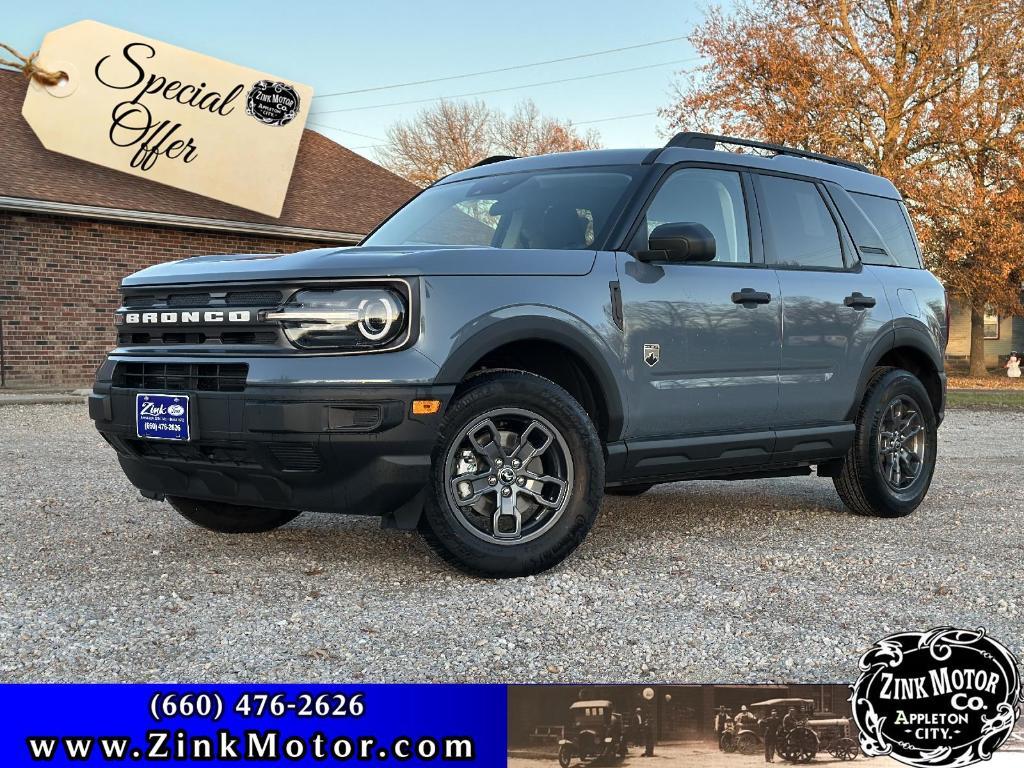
xmin=0 ymin=70 xmax=416 ymax=236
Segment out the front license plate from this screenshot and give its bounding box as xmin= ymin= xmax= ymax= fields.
xmin=136 ymin=393 xmax=190 ymax=441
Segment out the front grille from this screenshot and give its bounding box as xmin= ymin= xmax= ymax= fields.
xmin=127 ymin=439 xmax=257 ymax=467
xmin=167 ymin=293 xmax=211 ymax=307
xmin=118 ymin=285 xmax=288 ymax=350
xmin=226 ymin=290 xmax=282 ymax=306
xmin=113 ymin=362 xmax=248 ymax=392
xmin=117 ymin=331 xmax=279 ymax=346
xmin=124 ymin=290 xmax=282 ymax=309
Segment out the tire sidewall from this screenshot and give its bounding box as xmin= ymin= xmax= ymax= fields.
xmin=423 ymin=373 xmax=604 ymax=576
xmin=854 ymin=370 xmax=938 ymax=515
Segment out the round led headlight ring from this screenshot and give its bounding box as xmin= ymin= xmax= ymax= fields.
xmin=357 ymin=295 xmax=398 ymax=341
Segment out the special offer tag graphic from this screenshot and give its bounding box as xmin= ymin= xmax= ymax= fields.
xmin=852 ymin=627 xmax=1023 ymax=767
xmin=20 ymin=20 xmax=313 ymax=217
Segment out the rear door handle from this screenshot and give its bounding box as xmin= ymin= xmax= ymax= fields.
xmin=844 ymin=292 xmax=877 ymax=310
xmin=731 ymin=288 xmax=772 ymax=306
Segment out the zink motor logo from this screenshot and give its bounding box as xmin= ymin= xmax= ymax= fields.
xmin=246 ymin=80 xmax=300 ymax=126
xmin=852 ymin=627 xmax=1022 ymax=767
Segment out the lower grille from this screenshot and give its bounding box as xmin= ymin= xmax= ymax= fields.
xmin=127 ymin=439 xmax=257 ymax=467
xmin=122 ymin=438 xmax=322 ymax=473
xmin=267 ymin=443 xmax=322 ymax=471
xmin=113 ymin=362 xmax=248 ymax=392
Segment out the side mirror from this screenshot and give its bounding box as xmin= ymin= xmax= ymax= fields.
xmin=637 ymin=222 xmax=716 ymax=263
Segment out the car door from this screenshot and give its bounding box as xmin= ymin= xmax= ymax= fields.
xmin=751 ymin=173 xmax=892 ymax=428
xmin=617 ymin=165 xmax=782 ymax=442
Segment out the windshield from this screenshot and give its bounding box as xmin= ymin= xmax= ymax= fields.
xmin=364 ymin=167 xmax=643 ymax=250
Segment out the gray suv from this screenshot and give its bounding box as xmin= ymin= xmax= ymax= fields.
xmin=91 ymin=133 xmax=947 ymax=577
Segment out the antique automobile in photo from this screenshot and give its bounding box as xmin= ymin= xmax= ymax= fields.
xmin=721 ymin=698 xmax=859 ymax=762
xmin=557 ymin=700 xmax=628 ymax=767
xmin=752 ymin=698 xmax=860 ymax=763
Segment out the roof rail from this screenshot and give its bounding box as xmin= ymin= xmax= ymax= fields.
xmin=470 ymin=155 xmax=518 ymax=168
xmin=664 ymin=132 xmax=870 ymax=173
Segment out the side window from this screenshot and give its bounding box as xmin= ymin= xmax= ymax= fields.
xmin=850 ymin=192 xmax=922 ymax=268
xmin=642 ymin=168 xmax=751 ymax=263
xmin=757 ymin=175 xmax=845 ymax=269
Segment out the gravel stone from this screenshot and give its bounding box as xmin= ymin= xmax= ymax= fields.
xmin=0 ymin=405 xmax=1021 ymax=682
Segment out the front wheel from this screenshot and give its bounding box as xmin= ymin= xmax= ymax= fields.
xmin=558 ymin=744 xmax=574 ymax=768
xmin=834 ymin=367 xmax=938 ymax=518
xmin=168 ymin=497 xmax=301 ymax=533
xmin=419 ymin=371 xmax=604 ymax=577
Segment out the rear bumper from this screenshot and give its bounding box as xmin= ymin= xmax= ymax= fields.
xmin=90 ymin=376 xmax=453 ymax=518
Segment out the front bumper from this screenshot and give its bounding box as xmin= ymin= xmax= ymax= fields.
xmin=91 ymin=366 xmax=452 ymax=519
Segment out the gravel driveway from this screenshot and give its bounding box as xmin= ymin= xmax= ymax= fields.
xmin=1 ymin=405 xmax=1021 ymax=683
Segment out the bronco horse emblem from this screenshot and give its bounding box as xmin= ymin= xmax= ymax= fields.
xmin=643 ymin=344 xmax=660 ymax=367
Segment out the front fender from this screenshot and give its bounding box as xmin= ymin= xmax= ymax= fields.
xmin=433 ymin=308 xmax=627 ymax=440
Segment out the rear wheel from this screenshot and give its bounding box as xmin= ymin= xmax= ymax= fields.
xmin=737 ymin=731 xmax=759 ymax=755
xmin=779 ymin=726 xmax=819 ymax=763
xmin=834 ymin=367 xmax=938 ymax=518
xmin=168 ymin=497 xmax=301 ymax=533
xmin=420 ymin=371 xmax=604 ymax=577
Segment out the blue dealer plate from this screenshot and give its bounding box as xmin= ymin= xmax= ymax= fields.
xmin=136 ymin=393 xmax=190 ymax=441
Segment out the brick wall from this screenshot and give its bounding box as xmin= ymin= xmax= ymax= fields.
xmin=0 ymin=211 xmax=325 ymax=388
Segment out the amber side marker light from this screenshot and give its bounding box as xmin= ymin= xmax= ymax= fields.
xmin=412 ymin=399 xmax=442 ymax=415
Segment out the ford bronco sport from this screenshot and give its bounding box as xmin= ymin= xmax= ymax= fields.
xmin=91 ymin=133 xmax=947 ymax=577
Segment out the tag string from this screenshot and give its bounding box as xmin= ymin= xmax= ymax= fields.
xmin=0 ymin=41 xmax=65 ymax=86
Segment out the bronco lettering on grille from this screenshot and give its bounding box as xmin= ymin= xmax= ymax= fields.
xmin=121 ymin=310 xmax=252 ymax=324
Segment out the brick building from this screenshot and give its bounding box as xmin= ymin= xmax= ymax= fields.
xmin=0 ymin=70 xmax=417 ymax=389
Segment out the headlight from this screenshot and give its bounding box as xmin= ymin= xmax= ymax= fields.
xmin=266 ymin=287 xmax=407 ymax=350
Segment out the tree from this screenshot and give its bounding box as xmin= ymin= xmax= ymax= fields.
xmin=662 ymin=0 xmax=1024 ymax=373
xmin=379 ymin=99 xmax=600 ymax=187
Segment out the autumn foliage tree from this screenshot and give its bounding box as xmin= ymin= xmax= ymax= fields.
xmin=663 ymin=0 xmax=1024 ymax=373
xmin=379 ymin=99 xmax=600 ymax=187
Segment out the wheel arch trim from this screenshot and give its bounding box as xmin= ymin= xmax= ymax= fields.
xmin=847 ymin=322 xmax=943 ymax=421
xmin=434 ymin=313 xmax=626 ymax=441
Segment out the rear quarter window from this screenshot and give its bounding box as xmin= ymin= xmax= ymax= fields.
xmin=849 ymin=192 xmax=922 ymax=268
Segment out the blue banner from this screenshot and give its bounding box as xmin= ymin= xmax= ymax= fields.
xmin=0 ymin=684 xmax=506 ymax=765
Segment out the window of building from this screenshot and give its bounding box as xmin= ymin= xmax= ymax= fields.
xmin=984 ymin=307 xmax=1000 ymax=339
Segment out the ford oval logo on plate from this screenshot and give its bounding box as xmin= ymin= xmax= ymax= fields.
xmin=136 ymin=394 xmax=190 ymax=441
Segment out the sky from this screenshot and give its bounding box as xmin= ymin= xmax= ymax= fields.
xmin=1 ymin=0 xmax=715 ymax=162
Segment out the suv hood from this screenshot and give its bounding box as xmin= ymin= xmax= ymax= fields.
xmin=122 ymin=245 xmax=597 ymax=286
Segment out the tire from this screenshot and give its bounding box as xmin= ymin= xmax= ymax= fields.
xmin=558 ymin=744 xmax=573 ymax=768
xmin=605 ymin=483 xmax=654 ymax=497
xmin=168 ymin=496 xmax=301 ymax=533
xmin=736 ymin=731 xmax=759 ymax=755
xmin=834 ymin=367 xmax=938 ymax=518
xmin=419 ymin=371 xmax=604 ymax=577
xmin=720 ymin=732 xmax=737 ymax=753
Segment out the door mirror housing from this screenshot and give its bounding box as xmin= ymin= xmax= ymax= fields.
xmin=637 ymin=222 xmax=716 ymax=263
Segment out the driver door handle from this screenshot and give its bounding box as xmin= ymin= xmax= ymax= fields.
xmin=731 ymin=288 xmax=772 ymax=306
xmin=844 ymin=292 xmax=877 ymax=310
